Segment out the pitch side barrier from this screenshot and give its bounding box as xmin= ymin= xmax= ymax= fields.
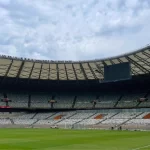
xmin=0 ymin=107 xmax=150 ymax=113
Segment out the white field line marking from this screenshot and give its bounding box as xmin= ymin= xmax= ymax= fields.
xmin=131 ymin=144 xmax=150 ymax=150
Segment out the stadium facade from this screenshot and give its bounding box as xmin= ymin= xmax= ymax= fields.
xmin=0 ymin=46 xmax=150 ymax=130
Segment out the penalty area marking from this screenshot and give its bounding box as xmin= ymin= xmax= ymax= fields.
xmin=131 ymin=144 xmax=150 ymax=150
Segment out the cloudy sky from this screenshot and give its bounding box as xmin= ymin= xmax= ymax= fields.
xmin=0 ymin=0 xmax=150 ymax=61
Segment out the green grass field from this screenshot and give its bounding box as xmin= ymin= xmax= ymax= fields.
xmin=0 ymin=129 xmax=149 ymax=150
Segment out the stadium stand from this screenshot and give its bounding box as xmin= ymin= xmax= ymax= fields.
xmin=0 ymin=119 xmax=11 ymax=125
xmin=0 ymin=91 xmax=149 ymax=109
xmin=8 ymin=93 xmax=28 ymax=108
xmin=101 ymin=119 xmax=128 ymax=126
xmin=116 ymin=92 xmax=146 ymax=108
xmin=16 ymin=113 xmax=36 ymax=119
xmin=35 ymin=119 xmax=60 ymax=125
xmin=138 ymin=94 xmax=150 ymax=107
xmin=96 ymin=94 xmax=119 ymax=108
xmin=54 ymin=94 xmax=74 ymax=108
xmin=0 ymin=46 xmax=150 ymax=130
xmin=13 ymin=119 xmax=37 ymax=125
xmin=77 ymin=119 xmax=100 ymax=125
xmin=136 ymin=112 xmax=149 ymax=118
xmin=31 ymin=94 xmax=51 ymax=108
xmin=0 ymin=111 xmax=149 ymax=130
xmin=69 ymin=113 xmax=94 ymax=119
xmin=112 ymin=112 xmax=141 ymax=119
xmin=33 ymin=113 xmax=54 ymax=119
xmin=125 ymin=119 xmax=150 ymax=125
xmin=75 ymin=93 xmax=96 ymax=108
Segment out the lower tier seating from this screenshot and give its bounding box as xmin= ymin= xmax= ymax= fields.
xmin=0 ymin=111 xmax=149 ymax=129
xmin=101 ymin=119 xmax=128 ymax=125
xmin=0 ymin=119 xmax=12 ymax=124
xmin=126 ymin=119 xmax=150 ymax=125
xmin=57 ymin=119 xmax=82 ymax=125
xmin=13 ymin=119 xmax=37 ymax=125
xmin=35 ymin=120 xmax=60 ymax=125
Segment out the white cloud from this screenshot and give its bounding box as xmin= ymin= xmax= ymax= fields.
xmin=0 ymin=45 xmax=17 ymax=56
xmin=0 ymin=0 xmax=10 ymax=5
xmin=0 ymin=0 xmax=150 ymax=60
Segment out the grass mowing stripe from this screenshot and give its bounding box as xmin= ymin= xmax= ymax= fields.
xmin=131 ymin=145 xmax=150 ymax=150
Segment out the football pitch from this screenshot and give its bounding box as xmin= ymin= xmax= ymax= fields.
xmin=0 ymin=129 xmax=150 ymax=150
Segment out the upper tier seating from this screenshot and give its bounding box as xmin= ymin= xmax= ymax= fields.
xmin=139 ymin=94 xmax=150 ymax=107
xmin=31 ymin=93 xmax=74 ymax=109
xmin=54 ymin=94 xmax=74 ymax=108
xmin=117 ymin=92 xmax=145 ymax=108
xmin=139 ymin=101 xmax=150 ymax=107
xmin=96 ymin=94 xmax=119 ymax=108
xmin=75 ymin=93 xmax=96 ymax=108
xmin=0 ymin=91 xmax=149 ymax=109
xmin=31 ymin=94 xmax=51 ymax=108
xmin=3 ymin=93 xmax=28 ymax=108
xmin=0 ymin=93 xmax=5 ymax=106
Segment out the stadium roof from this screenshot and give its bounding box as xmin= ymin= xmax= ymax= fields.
xmin=0 ymin=46 xmax=150 ymax=81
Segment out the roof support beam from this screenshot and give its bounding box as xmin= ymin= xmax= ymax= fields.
xmin=72 ymin=64 xmax=78 ymax=81
xmin=28 ymin=62 xmax=35 ymax=84
xmin=47 ymin=64 xmax=50 ymax=87
xmin=1 ymin=59 xmax=13 ymax=84
xmin=79 ymin=63 xmax=88 ymax=80
xmin=134 ymin=54 xmax=150 ymax=67
xmin=56 ymin=63 xmax=59 ymax=81
xmin=125 ymin=56 xmax=149 ymax=74
xmin=16 ymin=61 xmax=25 ymax=78
xmin=94 ymin=63 xmax=104 ymax=76
xmin=142 ymin=51 xmax=150 ymax=58
xmin=15 ymin=61 xmax=25 ymax=84
xmin=118 ymin=58 xmax=123 ymax=63
xmin=64 ymin=64 xmax=69 ymax=80
xmin=48 ymin=64 xmax=50 ymax=80
xmin=88 ymin=63 xmax=97 ymax=79
xmin=38 ymin=63 xmax=43 ymax=81
xmin=131 ymin=67 xmax=139 ymax=75
xmin=110 ymin=60 xmax=115 ymax=65
xmin=102 ymin=60 xmax=107 ymax=66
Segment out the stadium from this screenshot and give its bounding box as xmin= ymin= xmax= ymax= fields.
xmin=1 ymin=1 xmax=150 ymax=149
xmin=0 ymin=46 xmax=150 ymax=149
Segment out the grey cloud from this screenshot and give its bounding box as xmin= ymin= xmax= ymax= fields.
xmin=0 ymin=0 xmax=150 ymax=61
